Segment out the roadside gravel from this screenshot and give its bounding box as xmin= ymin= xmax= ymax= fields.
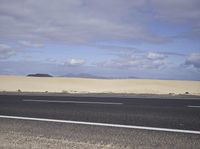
xmin=0 ymin=118 xmax=200 ymax=149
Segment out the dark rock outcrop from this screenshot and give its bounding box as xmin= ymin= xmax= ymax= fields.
xmin=27 ymin=73 xmax=53 ymax=77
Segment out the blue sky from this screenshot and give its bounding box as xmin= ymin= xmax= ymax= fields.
xmin=0 ymin=0 xmax=200 ymax=80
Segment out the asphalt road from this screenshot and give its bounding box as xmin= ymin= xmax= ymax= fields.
xmin=0 ymin=94 xmax=200 ymax=132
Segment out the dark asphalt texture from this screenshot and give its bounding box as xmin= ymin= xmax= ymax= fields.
xmin=0 ymin=94 xmax=200 ymax=131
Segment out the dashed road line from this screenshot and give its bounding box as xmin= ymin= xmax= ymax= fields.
xmin=22 ymin=99 xmax=123 ymax=105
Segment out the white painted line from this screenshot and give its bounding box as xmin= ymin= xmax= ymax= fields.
xmin=0 ymin=115 xmax=200 ymax=135
xmin=22 ymin=99 xmax=123 ymax=105
xmin=187 ymin=105 xmax=200 ymax=108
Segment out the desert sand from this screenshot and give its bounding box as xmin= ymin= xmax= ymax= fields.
xmin=0 ymin=75 xmax=200 ymax=95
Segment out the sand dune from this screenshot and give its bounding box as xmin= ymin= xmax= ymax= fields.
xmin=0 ymin=75 xmax=200 ymax=95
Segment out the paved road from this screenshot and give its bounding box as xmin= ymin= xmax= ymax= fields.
xmin=0 ymin=94 xmax=200 ymax=132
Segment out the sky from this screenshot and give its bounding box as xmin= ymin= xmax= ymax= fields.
xmin=0 ymin=0 xmax=200 ymax=80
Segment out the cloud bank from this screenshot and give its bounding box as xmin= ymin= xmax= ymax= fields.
xmin=0 ymin=0 xmax=199 ymax=80
xmin=0 ymin=0 xmax=199 ymax=44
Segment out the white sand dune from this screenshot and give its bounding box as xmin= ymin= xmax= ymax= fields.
xmin=0 ymin=75 xmax=200 ymax=95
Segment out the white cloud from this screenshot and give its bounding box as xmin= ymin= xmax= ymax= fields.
xmin=65 ymin=58 xmax=85 ymax=66
xmin=96 ymin=52 xmax=169 ymax=70
xmin=147 ymin=52 xmax=167 ymax=60
xmin=185 ymin=53 xmax=200 ymax=68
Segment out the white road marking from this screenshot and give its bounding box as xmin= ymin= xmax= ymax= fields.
xmin=22 ymin=99 xmax=123 ymax=105
xmin=0 ymin=115 xmax=200 ymax=135
xmin=187 ymin=105 xmax=200 ymax=108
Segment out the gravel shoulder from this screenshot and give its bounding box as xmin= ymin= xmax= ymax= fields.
xmin=0 ymin=118 xmax=200 ymax=149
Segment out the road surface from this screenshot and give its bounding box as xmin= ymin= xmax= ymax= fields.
xmin=0 ymin=94 xmax=200 ymax=148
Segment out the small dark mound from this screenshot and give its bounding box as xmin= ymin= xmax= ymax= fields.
xmin=185 ymin=92 xmax=189 ymax=95
xmin=27 ymin=73 xmax=53 ymax=77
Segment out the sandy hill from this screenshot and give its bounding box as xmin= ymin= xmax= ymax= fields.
xmin=0 ymin=75 xmax=200 ymax=95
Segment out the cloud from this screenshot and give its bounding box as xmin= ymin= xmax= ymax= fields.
xmin=147 ymin=52 xmax=167 ymax=60
xmin=0 ymin=44 xmax=17 ymax=59
xmin=150 ymin=0 xmax=200 ymax=40
xmin=96 ymin=52 xmax=169 ymax=70
xmin=0 ymin=0 xmax=169 ymax=45
xmin=150 ymin=0 xmax=200 ymax=23
xmin=158 ymin=51 xmax=186 ymax=57
xmin=19 ymin=40 xmax=44 ymax=48
xmin=0 ymin=0 xmax=199 ymax=46
xmin=95 ymin=44 xmax=138 ymax=51
xmin=185 ymin=53 xmax=200 ymax=68
xmin=65 ymin=58 xmax=85 ymax=66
